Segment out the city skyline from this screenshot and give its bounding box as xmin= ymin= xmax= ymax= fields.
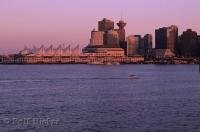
xmin=0 ymin=0 xmax=200 ymax=54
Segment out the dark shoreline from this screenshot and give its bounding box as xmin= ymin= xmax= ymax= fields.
xmin=0 ymin=55 xmax=199 ymax=65
xmin=0 ymin=62 xmax=199 ymax=65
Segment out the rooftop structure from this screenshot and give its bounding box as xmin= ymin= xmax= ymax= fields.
xmin=20 ymin=45 xmax=80 ymax=56
xmin=98 ymin=18 xmax=114 ymax=32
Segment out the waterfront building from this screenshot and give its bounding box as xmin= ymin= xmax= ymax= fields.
xmin=139 ymin=34 xmax=153 ymax=57
xmin=117 ymin=20 xmax=127 ymax=42
xmin=71 ymin=45 xmax=80 ymax=56
xmin=126 ymin=35 xmax=140 ymax=56
xmin=119 ymin=41 xmax=127 ymax=55
xmin=179 ymin=29 xmax=199 ymax=57
xmin=144 ymin=34 xmax=153 ymax=57
xmin=20 ymin=46 xmax=31 ymax=55
xmin=54 ymin=45 xmax=63 ymax=56
xmin=45 ymin=45 xmax=54 ymax=56
xmin=36 ymin=45 xmax=45 ymax=56
xmin=98 ymin=18 xmax=114 ymax=32
xmin=155 ymin=25 xmax=178 ymax=54
xmin=83 ymin=18 xmax=125 ymax=56
xmin=116 ymin=20 xmax=127 ymax=55
xmin=97 ymin=18 xmax=127 ymax=49
xmin=105 ymin=30 xmax=120 ymax=48
xmin=90 ymin=29 xmax=104 ymax=46
xmin=82 ymin=47 xmax=124 ymax=57
xmin=20 ymin=45 xmax=79 ymax=56
xmin=154 ymin=49 xmax=175 ymax=59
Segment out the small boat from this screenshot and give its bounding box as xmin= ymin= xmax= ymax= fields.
xmin=88 ymin=61 xmax=104 ymax=65
xmin=128 ymin=74 xmax=139 ymax=79
xmin=112 ymin=62 xmax=120 ymax=65
xmin=129 ymin=74 xmax=136 ymax=77
xmin=106 ymin=62 xmax=112 ymax=66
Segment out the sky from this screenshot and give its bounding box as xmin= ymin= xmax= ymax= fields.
xmin=0 ymin=0 xmax=200 ymax=54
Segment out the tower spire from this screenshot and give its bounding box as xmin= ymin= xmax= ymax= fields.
xmin=120 ymin=11 xmax=124 ymax=21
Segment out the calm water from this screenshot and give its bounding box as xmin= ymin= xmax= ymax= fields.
xmin=0 ymin=65 xmax=200 ymax=132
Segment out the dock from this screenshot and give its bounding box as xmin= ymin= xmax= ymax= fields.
xmin=0 ymin=55 xmax=144 ymax=64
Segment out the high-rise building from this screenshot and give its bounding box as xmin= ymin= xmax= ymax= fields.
xmin=98 ymin=18 xmax=114 ymax=32
xmin=106 ymin=30 xmax=120 ymax=48
xmin=134 ymin=35 xmax=142 ymax=44
xmin=83 ymin=18 xmax=125 ymax=56
xmin=139 ymin=34 xmax=153 ymax=57
xmin=117 ymin=20 xmax=127 ymax=41
xmin=90 ymin=29 xmax=104 ymax=46
xmin=98 ymin=18 xmax=121 ymax=48
xmin=116 ymin=20 xmax=127 ymax=55
xmin=155 ymin=25 xmax=178 ymax=54
xmin=144 ymin=34 xmax=153 ymax=50
xmin=179 ymin=29 xmax=199 ymax=57
xmin=126 ymin=35 xmax=140 ymax=56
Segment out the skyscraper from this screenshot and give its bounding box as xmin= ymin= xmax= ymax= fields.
xmin=126 ymin=35 xmax=140 ymax=56
xmin=116 ymin=20 xmax=127 ymax=55
xmin=179 ymin=29 xmax=199 ymax=57
xmin=106 ymin=30 xmax=120 ymax=48
xmin=90 ymin=29 xmax=104 ymax=46
xmin=139 ymin=34 xmax=153 ymax=57
xmin=97 ymin=18 xmax=120 ymax=48
xmin=98 ymin=18 xmax=114 ymax=32
xmin=117 ymin=20 xmax=127 ymax=41
xmin=155 ymin=25 xmax=178 ymax=54
xmin=83 ymin=18 xmax=125 ymax=56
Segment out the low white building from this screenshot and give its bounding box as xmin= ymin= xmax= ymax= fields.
xmin=83 ymin=47 xmax=124 ymax=57
xmin=154 ymin=49 xmax=175 ymax=59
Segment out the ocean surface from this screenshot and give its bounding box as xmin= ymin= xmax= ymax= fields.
xmin=0 ymin=64 xmax=200 ymax=132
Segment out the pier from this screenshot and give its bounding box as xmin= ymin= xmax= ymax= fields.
xmin=1 ymin=54 xmax=200 ymax=65
xmin=0 ymin=55 xmax=144 ymax=64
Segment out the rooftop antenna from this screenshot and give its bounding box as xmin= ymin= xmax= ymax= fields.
xmin=24 ymin=45 xmax=28 ymax=50
xmin=120 ymin=10 xmax=126 ymax=21
xmin=120 ymin=11 xmax=123 ymax=20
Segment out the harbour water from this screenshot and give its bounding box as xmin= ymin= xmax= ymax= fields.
xmin=0 ymin=65 xmax=200 ymax=132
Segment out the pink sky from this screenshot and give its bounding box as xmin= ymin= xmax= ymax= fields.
xmin=0 ymin=0 xmax=200 ymax=54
